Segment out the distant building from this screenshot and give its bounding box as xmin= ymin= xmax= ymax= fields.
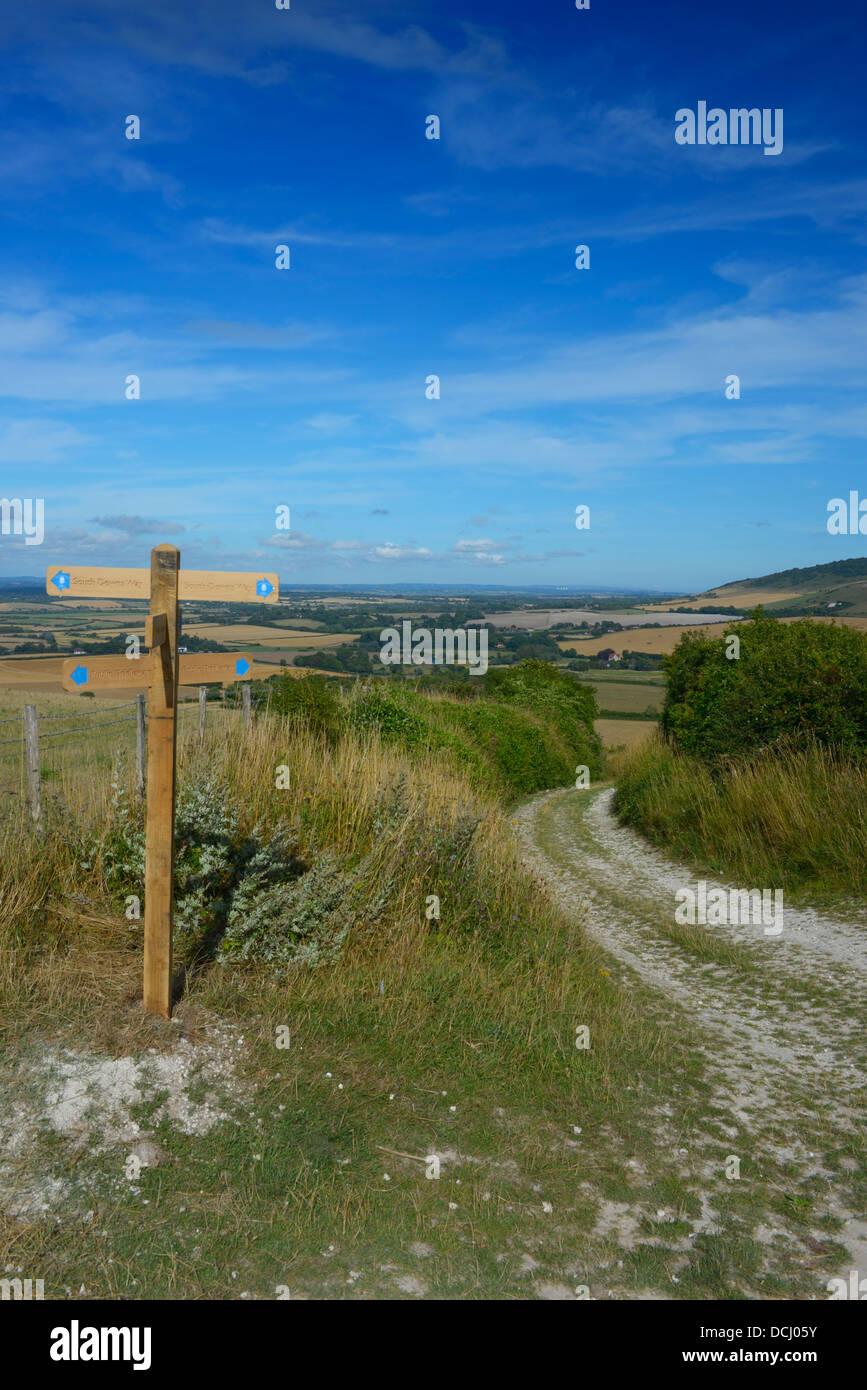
xmin=73 ymin=648 xmax=84 ymax=655
xmin=597 ymin=648 xmax=620 ymax=664
xmin=178 ymin=645 xmax=188 ymax=653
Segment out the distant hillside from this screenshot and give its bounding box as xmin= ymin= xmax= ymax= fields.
xmin=664 ymin=557 xmax=867 ymax=617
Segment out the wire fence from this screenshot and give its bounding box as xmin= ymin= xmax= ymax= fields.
xmin=2 ymin=686 xmax=261 ymax=827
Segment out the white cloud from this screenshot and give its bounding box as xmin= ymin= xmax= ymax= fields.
xmin=304 ymin=412 xmax=358 ymax=432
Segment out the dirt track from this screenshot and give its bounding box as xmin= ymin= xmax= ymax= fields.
xmin=512 ymin=784 xmax=867 ymax=1283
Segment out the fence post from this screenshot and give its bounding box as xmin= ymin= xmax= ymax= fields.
xmin=242 ymin=684 xmax=252 ymax=731
xmin=23 ymin=704 xmax=41 ymax=832
xmin=135 ymin=692 xmax=146 ymax=801
xmin=199 ymin=685 xmax=207 ymax=747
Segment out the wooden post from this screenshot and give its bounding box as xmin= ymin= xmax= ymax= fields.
xmin=23 ymin=704 xmax=41 ymax=832
xmin=48 ymin=551 xmax=275 ymax=1020
xmin=242 ymin=683 xmax=252 ymax=731
xmin=143 ymin=545 xmax=179 ymax=1019
xmin=135 ymin=692 xmax=146 ymax=801
xmin=198 ymin=685 xmax=207 ymax=747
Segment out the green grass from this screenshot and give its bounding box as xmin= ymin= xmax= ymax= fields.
xmin=0 ymin=707 xmax=734 ymax=1300
xmin=0 ymin=666 xmax=854 ymax=1300
xmin=579 ymin=680 xmax=662 ymax=716
xmin=267 ymin=661 xmax=605 ymax=800
xmin=612 ymin=732 xmax=867 ymax=904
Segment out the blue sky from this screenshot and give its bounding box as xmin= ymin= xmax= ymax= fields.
xmin=0 ymin=0 xmax=865 ymax=592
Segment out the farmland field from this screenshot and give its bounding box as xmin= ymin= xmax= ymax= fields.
xmin=557 ymin=624 xmax=731 ymax=656
xmin=183 ymin=625 xmax=359 ymax=648
xmin=487 ymin=607 xmax=733 ymax=630
xmin=560 ymin=614 xmax=867 ymax=657
xmin=643 ymin=589 xmax=804 ymax=609
xmin=580 ymin=678 xmax=663 ymax=713
xmin=586 ymin=669 xmax=665 ymax=683
xmin=0 ymin=599 xmax=130 ymax=610
xmin=594 ymin=717 xmax=658 ymax=748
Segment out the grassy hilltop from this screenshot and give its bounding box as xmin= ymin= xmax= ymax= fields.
xmin=2 ymin=661 xmax=677 ymax=1301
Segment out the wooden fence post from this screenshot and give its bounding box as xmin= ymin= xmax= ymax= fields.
xmin=23 ymin=704 xmax=41 ymax=832
xmin=242 ymin=683 xmax=252 ymax=731
xmin=143 ymin=545 xmax=179 ymax=1019
xmin=135 ymin=692 xmax=146 ymax=800
xmin=199 ymin=685 xmax=207 ymax=747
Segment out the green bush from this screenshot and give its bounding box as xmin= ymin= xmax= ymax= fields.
xmin=96 ymin=768 xmax=363 ymax=968
xmin=661 ymin=614 xmax=867 ymax=762
xmin=266 ymin=673 xmax=342 ymax=743
xmin=346 ymin=683 xmax=431 ymax=749
xmin=341 ymin=661 xmax=602 ymax=798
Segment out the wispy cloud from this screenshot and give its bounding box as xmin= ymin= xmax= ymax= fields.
xmin=0 ymin=418 xmax=93 ymax=463
xmin=88 ymin=515 xmax=186 ymax=536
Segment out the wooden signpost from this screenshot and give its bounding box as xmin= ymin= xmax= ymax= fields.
xmin=60 ymin=652 xmax=255 ymax=692
xmin=47 ymin=564 xmax=277 ymax=603
xmin=47 ymin=546 xmax=279 ymax=1018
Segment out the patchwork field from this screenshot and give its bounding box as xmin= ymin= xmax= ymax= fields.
xmin=560 ymin=614 xmax=867 ymax=658
xmin=488 ymin=607 xmax=731 ymax=630
xmin=183 ymin=625 xmax=359 ymax=648
xmin=644 ymin=589 xmax=804 ymax=610
xmin=0 ymin=599 xmax=129 ymax=611
xmin=557 ymin=623 xmax=732 ymax=656
xmin=269 ymin=617 xmax=325 ymax=630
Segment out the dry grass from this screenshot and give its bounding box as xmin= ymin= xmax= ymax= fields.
xmin=594 ymin=718 xmax=658 ymax=750
xmin=0 ymin=707 xmax=633 ymax=1119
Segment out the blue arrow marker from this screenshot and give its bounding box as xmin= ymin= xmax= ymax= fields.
xmin=256 ymin=578 xmax=273 ymax=597
xmin=235 ymin=658 xmax=250 ymax=677
xmin=51 ymin=569 xmax=71 ymax=592
xmin=70 ymin=664 xmax=89 ymax=686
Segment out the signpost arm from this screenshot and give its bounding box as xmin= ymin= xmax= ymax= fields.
xmin=143 ymin=545 xmax=179 ymax=1018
